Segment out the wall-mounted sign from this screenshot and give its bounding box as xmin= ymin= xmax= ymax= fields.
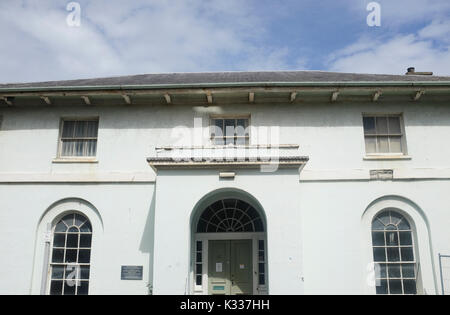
xmin=121 ymin=266 xmax=143 ymax=280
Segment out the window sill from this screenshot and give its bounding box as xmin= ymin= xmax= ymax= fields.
xmin=363 ymin=155 xmax=411 ymax=161
xmin=52 ymin=158 xmax=98 ymax=164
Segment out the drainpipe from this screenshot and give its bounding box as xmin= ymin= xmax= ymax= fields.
xmin=40 ymin=223 xmax=51 ymax=295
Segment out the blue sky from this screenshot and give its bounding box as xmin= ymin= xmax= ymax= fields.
xmin=0 ymin=0 xmax=449 ymax=83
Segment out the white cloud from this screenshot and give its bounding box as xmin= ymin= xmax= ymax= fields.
xmin=418 ymin=19 xmax=450 ymax=42
xmin=0 ymin=0 xmax=291 ymax=83
xmin=327 ymin=21 xmax=450 ymax=76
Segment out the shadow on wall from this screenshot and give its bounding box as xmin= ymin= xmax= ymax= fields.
xmin=1 ymin=101 xmax=450 ymax=133
xmin=139 ymin=188 xmax=156 ymax=295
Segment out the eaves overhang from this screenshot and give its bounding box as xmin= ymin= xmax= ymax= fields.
xmin=2 ymin=70 xmax=450 ymax=106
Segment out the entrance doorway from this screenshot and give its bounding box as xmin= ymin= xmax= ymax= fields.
xmin=192 ymin=196 xmax=268 ymax=295
xmin=208 ymin=240 xmax=253 ymax=295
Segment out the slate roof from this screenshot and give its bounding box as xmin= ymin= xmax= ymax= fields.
xmin=1 ymin=71 xmax=450 ymax=89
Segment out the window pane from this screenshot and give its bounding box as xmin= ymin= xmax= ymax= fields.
xmin=372 ymin=232 xmax=385 ymax=246
xmin=50 ymin=281 xmax=63 ymax=295
xmin=78 ymin=281 xmax=89 ymax=295
xmin=378 ymin=263 xmax=387 ymax=278
xmin=66 ymin=234 xmax=79 ymax=248
xmin=401 ymin=247 xmax=415 ymax=262
xmin=373 ymin=248 xmax=386 ymax=262
xmin=376 ymin=279 xmax=388 ymax=294
xmin=258 ymin=240 xmax=265 ymax=251
xmin=259 ymin=274 xmax=265 ymax=285
xmin=196 ymin=241 xmax=202 ymax=252
xmin=74 ymin=121 xmax=87 ymax=138
xmin=62 ymin=121 xmax=75 ymax=138
xmin=389 ymin=279 xmax=403 ymax=294
xmin=397 ymin=218 xmax=411 ymax=231
xmin=80 ymin=266 xmax=90 ymax=280
xmin=387 ymin=248 xmax=400 ymax=262
xmin=80 ymin=221 xmax=92 ymax=233
xmin=196 ymin=275 xmax=202 ymax=286
xmin=214 ymin=119 xmax=223 ymax=132
xmin=372 ymin=219 xmax=385 ymax=231
xmin=388 ymin=264 xmax=401 ymax=278
xmin=365 ymin=137 xmax=377 ymax=154
xmin=64 ymin=283 xmax=76 ymax=295
xmin=377 ymin=136 xmax=389 ymax=153
xmin=402 ymin=264 xmax=415 ymax=278
xmin=389 ymin=136 xmax=402 ymax=153
xmin=86 ymin=140 xmax=97 ymax=156
xmin=61 ymin=141 xmax=75 ymax=157
xmin=376 ymin=117 xmax=388 ymax=134
xmin=224 ymin=119 xmax=235 ymax=138
xmin=78 ymin=249 xmax=91 ymax=263
xmin=386 ymin=232 xmax=399 ymax=246
xmin=399 ymin=232 xmax=413 ymax=246
xmin=259 ymin=263 xmax=265 ymax=274
xmin=259 ymin=251 xmax=265 ymax=262
xmin=196 ymin=263 xmax=202 ymax=274
xmin=53 ymin=234 xmax=66 ymax=247
xmin=65 ymin=249 xmax=77 ymax=263
xmin=403 ymin=280 xmax=417 ymax=294
xmin=363 ymin=117 xmax=376 ymax=135
xmin=388 ymin=117 xmax=401 ymax=134
xmin=51 ymin=265 xmax=65 ymax=280
xmin=80 ymin=234 xmax=92 ymax=248
xmin=52 ymin=249 xmax=64 ymax=263
xmin=86 ymin=121 xmax=98 ymax=137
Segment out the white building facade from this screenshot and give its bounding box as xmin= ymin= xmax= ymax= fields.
xmin=0 ymin=71 xmax=449 ymax=295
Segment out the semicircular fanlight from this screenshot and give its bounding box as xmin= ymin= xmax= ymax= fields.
xmin=197 ymin=199 xmax=264 ymax=233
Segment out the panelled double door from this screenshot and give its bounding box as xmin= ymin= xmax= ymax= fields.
xmin=208 ymin=240 xmax=253 ymax=295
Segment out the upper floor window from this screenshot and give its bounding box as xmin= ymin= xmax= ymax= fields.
xmin=363 ymin=115 xmax=405 ymax=155
xmin=49 ymin=213 xmax=92 ymax=295
xmin=59 ymin=119 xmax=99 ymax=157
xmin=371 ymin=210 xmax=417 ymax=295
xmin=210 ymin=117 xmax=249 ymax=145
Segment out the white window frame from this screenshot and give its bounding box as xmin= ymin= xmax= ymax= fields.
xmin=371 ymin=210 xmax=418 ymax=295
xmin=362 ymin=113 xmax=407 ymax=156
xmin=57 ymin=117 xmax=99 ymax=160
xmin=209 ymin=115 xmax=251 ymax=146
xmin=47 ymin=213 xmax=93 ymax=295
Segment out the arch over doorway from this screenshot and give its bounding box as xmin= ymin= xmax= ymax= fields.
xmin=190 ymin=188 xmax=268 ymax=295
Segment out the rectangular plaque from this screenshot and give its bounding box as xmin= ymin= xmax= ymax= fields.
xmin=121 ymin=266 xmax=143 ymax=280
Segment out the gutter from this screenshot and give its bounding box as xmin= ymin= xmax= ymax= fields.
xmin=1 ymin=81 xmax=450 ymax=93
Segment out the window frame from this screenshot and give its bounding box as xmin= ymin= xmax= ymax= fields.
xmin=57 ymin=117 xmax=99 ymax=160
xmin=371 ymin=210 xmax=418 ymax=295
xmin=362 ymin=113 xmax=407 ymax=156
xmin=209 ymin=115 xmax=251 ymax=146
xmin=48 ymin=213 xmax=93 ymax=295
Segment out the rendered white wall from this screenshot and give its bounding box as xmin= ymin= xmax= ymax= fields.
xmin=0 ymin=100 xmax=449 ymax=294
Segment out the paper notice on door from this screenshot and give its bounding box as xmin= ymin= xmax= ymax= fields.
xmin=216 ymin=263 xmax=223 ymax=272
xmin=240 ymin=264 xmax=245 ymax=269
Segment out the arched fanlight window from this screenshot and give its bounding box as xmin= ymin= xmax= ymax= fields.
xmin=197 ymin=199 xmax=264 ymax=233
xmin=371 ymin=210 xmax=417 ymax=295
xmin=49 ymin=213 xmax=92 ymax=295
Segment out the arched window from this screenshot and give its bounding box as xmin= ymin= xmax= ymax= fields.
xmin=196 ymin=199 xmax=264 ymax=233
xmin=371 ymin=210 xmax=417 ymax=295
xmin=49 ymin=213 xmax=92 ymax=295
